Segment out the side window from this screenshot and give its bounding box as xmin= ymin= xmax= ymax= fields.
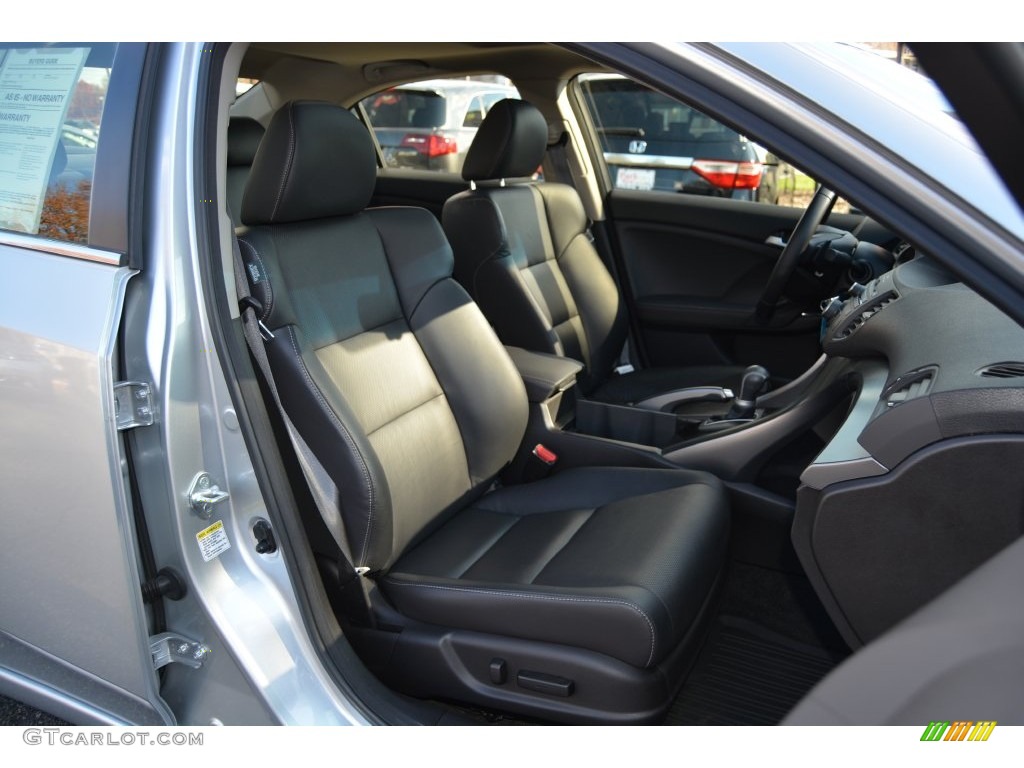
xmin=0 ymin=45 xmax=116 ymax=244
xmin=577 ymin=73 xmax=829 ymax=209
xmin=358 ymin=77 xmax=519 ymax=175
xmin=462 ymin=95 xmax=485 ymax=128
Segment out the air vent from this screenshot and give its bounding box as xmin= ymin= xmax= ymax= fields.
xmin=882 ymin=366 xmax=937 ymax=408
xmin=835 ymin=290 xmax=899 ymax=339
xmin=977 ymin=362 xmax=1024 ymax=379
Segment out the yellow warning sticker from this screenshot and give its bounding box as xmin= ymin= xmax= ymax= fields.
xmin=196 ymin=519 xmax=231 ymax=562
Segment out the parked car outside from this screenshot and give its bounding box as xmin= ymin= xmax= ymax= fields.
xmin=359 ymin=78 xmax=519 ymax=173
xmin=580 ymin=73 xmax=790 ymax=203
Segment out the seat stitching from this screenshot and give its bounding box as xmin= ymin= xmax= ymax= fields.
xmin=284 ymin=327 xmax=376 ymax=566
xmin=526 ymin=508 xmax=595 ymax=584
xmin=453 ymin=514 xmax=521 ymax=579
xmin=407 ymin=276 xmax=449 ymax=320
xmin=385 ymin=581 xmax=656 ymax=666
xmin=366 ymin=391 xmax=445 ymax=437
xmin=270 ymin=102 xmax=297 ymax=222
xmin=312 ymin=316 xmax=406 ymax=350
xmin=237 ymin=237 xmax=273 ymax=321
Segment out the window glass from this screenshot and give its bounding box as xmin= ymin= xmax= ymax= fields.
xmin=577 ymin=73 xmax=849 ymax=211
xmin=236 ymin=78 xmax=259 ymax=97
xmin=0 ymin=44 xmax=115 ymax=243
xmin=358 ymin=77 xmax=519 ymax=175
xmin=462 ymin=95 xmax=484 ymax=128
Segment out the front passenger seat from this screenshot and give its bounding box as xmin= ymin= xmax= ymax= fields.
xmin=237 ymin=100 xmax=729 ymax=723
xmin=443 ymin=99 xmax=746 ymax=406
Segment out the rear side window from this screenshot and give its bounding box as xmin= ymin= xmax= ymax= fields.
xmin=0 ymin=44 xmax=117 ymax=244
xmin=358 ymin=77 xmax=519 ymax=175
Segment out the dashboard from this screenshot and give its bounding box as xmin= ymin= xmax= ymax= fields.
xmin=794 ymin=253 xmax=1024 ymax=648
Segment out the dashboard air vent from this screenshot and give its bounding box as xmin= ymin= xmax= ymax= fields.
xmin=882 ymin=366 xmax=936 ymax=408
xmin=835 ymin=290 xmax=899 ymax=339
xmin=977 ymin=362 xmax=1024 ymax=379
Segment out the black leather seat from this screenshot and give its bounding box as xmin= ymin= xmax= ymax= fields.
xmin=442 ymin=99 xmax=746 ymax=406
xmin=237 ymin=100 xmax=729 ymax=723
xmin=226 ymin=117 xmax=265 ymax=224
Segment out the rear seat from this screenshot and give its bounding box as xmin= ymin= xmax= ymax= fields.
xmin=226 ymin=117 xmax=265 ymax=224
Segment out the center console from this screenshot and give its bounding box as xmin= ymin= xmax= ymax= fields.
xmin=503 ymin=344 xmax=855 ymax=488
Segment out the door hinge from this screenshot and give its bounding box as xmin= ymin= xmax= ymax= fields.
xmin=114 ymin=381 xmax=155 ymax=430
xmin=149 ymin=632 xmax=212 ymax=670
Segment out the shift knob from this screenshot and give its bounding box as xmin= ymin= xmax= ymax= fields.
xmin=726 ymin=365 xmax=770 ymax=420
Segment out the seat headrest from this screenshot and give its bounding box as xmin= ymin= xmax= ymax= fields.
xmin=461 ymin=99 xmax=547 ymax=182
xmin=241 ymin=101 xmax=376 ymax=226
xmin=227 ymin=117 xmax=266 ymax=167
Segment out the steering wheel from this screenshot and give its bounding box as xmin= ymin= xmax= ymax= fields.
xmin=755 ymin=186 xmax=837 ymax=322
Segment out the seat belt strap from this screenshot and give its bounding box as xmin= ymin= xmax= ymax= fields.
xmin=546 ymin=130 xmax=573 ymax=184
xmin=230 ymin=234 xmax=373 ymax=623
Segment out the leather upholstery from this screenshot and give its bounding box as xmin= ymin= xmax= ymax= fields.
xmin=505 ymin=346 xmax=584 ymax=402
xmin=444 ymin=99 xmax=745 ymax=400
xmin=239 ymin=207 xmax=527 ymax=569
xmin=227 ymin=117 xmax=265 ymax=167
xmin=444 ymin=181 xmax=629 ymax=395
xmin=237 ymin=101 xmax=729 ymax=700
xmin=242 ymin=100 xmax=376 ymax=225
xmin=461 ymin=98 xmax=547 ymax=181
xmin=383 ymin=467 xmax=728 ymax=668
xmin=227 ymin=118 xmax=265 ymax=224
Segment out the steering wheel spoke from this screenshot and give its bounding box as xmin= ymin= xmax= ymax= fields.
xmin=756 ymin=186 xmax=837 ymax=322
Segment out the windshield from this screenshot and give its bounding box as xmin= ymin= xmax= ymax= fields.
xmin=713 ymin=42 xmax=1024 ymax=241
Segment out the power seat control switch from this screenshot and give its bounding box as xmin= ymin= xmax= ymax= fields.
xmin=489 ymin=658 xmax=508 ymax=685
xmin=516 ymin=669 xmax=574 ymax=698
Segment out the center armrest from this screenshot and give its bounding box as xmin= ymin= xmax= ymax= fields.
xmin=505 ymin=346 xmax=584 ymax=403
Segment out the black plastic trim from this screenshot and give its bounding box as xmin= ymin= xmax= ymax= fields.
xmin=89 ymin=42 xmax=148 ymax=257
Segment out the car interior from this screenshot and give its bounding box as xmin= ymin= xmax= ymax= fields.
xmin=204 ymin=42 xmax=1024 ymax=725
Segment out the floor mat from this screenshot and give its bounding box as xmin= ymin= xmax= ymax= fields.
xmin=665 ymin=615 xmax=844 ymax=725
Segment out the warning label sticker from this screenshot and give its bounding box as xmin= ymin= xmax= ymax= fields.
xmin=196 ymin=520 xmax=231 ymax=562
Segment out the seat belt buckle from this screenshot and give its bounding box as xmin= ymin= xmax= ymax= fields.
xmin=532 ymin=444 xmax=558 ymax=466
xmin=522 ymin=443 xmax=558 ymax=483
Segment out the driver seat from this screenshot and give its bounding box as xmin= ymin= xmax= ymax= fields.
xmin=442 ymin=99 xmax=746 ymax=406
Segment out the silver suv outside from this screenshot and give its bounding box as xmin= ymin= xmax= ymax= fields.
xmin=360 ymin=78 xmax=518 ymax=173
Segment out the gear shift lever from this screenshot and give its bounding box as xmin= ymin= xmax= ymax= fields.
xmin=725 ymin=365 xmax=770 ymax=420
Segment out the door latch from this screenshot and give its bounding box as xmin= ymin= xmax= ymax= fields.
xmin=187 ymin=472 xmax=230 ymax=519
